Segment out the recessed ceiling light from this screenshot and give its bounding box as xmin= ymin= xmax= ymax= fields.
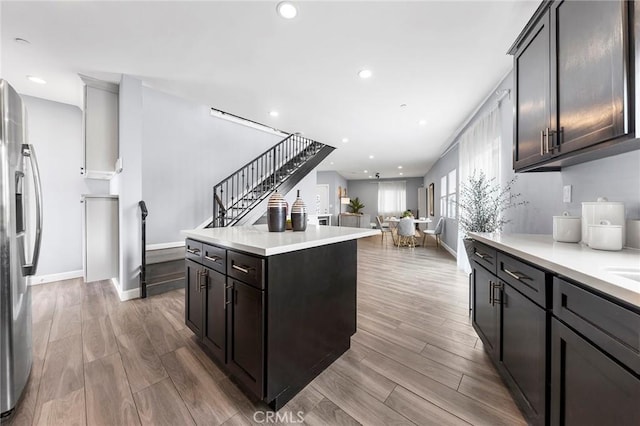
xmin=369 ymin=155 xmax=374 ymax=159
xmin=342 ymin=138 xmax=349 ymax=143
xmin=398 ymin=166 xmax=403 ymax=169
xmin=358 ymin=69 xmax=372 ymax=79
xmin=364 ymin=170 xmax=368 ymax=173
xmin=369 ymin=175 xmax=372 ymax=178
xmin=330 ymin=162 xmax=334 ymax=165
xmin=418 ymin=119 xmax=427 ymax=126
xmin=399 ymin=172 xmax=404 ymax=176
xmin=276 ymin=2 xmax=297 ymax=19
xmin=15 ymin=37 xmax=30 ymax=45
xmin=26 ymin=75 xmax=46 ymax=84
xmin=269 ymin=110 xmax=279 ymax=117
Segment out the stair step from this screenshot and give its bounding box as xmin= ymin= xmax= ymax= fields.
xmin=147 ymin=261 xmax=184 ymax=280
xmin=146 ymin=247 xmax=184 ymax=264
xmin=146 ymin=277 xmax=184 ymax=297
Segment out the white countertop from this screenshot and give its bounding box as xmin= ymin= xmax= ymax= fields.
xmin=470 ymin=233 xmax=640 ymax=309
xmin=182 ymin=225 xmax=380 ymax=256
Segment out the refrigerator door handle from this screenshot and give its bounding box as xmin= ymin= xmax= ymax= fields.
xmin=21 ymin=144 xmax=43 ymax=276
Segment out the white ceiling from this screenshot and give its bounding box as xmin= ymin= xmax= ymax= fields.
xmin=1 ymin=0 xmax=539 ymax=179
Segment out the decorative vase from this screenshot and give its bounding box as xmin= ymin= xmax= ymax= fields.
xmin=267 ymin=191 xmax=287 ymax=232
xmin=291 ymin=190 xmax=307 ymax=231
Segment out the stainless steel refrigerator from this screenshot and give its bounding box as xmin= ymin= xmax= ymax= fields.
xmin=1 ymin=79 xmax=43 ymax=417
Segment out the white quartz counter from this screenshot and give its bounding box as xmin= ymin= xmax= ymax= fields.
xmin=469 ymin=233 xmax=640 ymax=309
xmin=182 ymin=225 xmax=380 ymax=256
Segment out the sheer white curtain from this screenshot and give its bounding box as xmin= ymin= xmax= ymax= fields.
xmin=378 ymin=181 xmax=406 ymax=216
xmin=457 ymin=107 xmax=501 ymax=273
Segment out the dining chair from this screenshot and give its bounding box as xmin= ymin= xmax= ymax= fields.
xmin=397 ymin=217 xmax=416 ymax=247
xmin=423 ymin=217 xmax=445 ymax=248
xmin=375 ymin=215 xmax=393 ymax=243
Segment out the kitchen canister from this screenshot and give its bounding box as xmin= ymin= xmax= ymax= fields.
xmin=581 ymin=198 xmax=625 ymax=246
xmin=588 ymin=220 xmax=623 ymax=251
xmin=291 ymin=190 xmax=307 ymax=232
xmin=267 ymin=191 xmax=287 ymax=232
xmin=553 ymin=212 xmax=581 ymax=243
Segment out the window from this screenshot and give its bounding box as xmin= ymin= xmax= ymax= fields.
xmin=440 ymin=175 xmax=447 ymax=218
xmin=378 ymin=181 xmax=406 ymax=216
xmin=447 ymin=169 xmax=457 ymax=219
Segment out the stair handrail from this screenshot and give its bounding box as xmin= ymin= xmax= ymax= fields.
xmin=212 ymin=133 xmax=328 ymax=227
xmin=138 ymin=200 xmax=148 ymax=298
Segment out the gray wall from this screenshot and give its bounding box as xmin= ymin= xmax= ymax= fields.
xmin=22 ymin=95 xmax=108 ymax=277
xmin=141 ymin=86 xmax=284 ymax=244
xmin=113 ymin=75 xmax=144 ymax=292
xmin=424 ymin=145 xmax=459 ymax=250
xmin=316 ymin=170 xmax=347 ymax=224
xmin=346 ymin=177 xmax=423 ymax=218
xmin=425 ymin=69 xmax=640 ymax=255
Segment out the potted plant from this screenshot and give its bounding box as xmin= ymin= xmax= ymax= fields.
xmin=348 ymin=197 xmax=365 ymax=214
xmin=457 ymin=171 xmax=527 ymax=259
xmin=401 ymin=210 xmax=414 ymax=218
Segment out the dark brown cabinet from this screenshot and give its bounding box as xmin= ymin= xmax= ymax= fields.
xmin=185 ymin=259 xmax=204 ymax=337
xmin=551 ymin=318 xmax=640 ymax=425
xmin=471 ymin=243 xmax=550 ymax=425
xmin=227 ymin=279 xmax=264 ymax=398
xmin=502 ymin=284 xmax=547 ymax=424
xmin=472 ymin=263 xmax=500 ymax=359
xmin=202 ymin=267 xmax=227 ymax=362
xmin=510 ymin=0 xmax=634 ymax=172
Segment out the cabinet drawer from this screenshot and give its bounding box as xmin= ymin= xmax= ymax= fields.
xmin=227 ymin=251 xmax=265 ymax=289
xmin=497 ymin=253 xmax=548 ymax=308
xmin=553 ymin=277 xmax=640 ymax=375
xmin=472 ymin=241 xmax=497 ymax=274
xmin=202 ymin=243 xmax=226 ymax=274
xmin=185 ymin=239 xmax=203 ymax=262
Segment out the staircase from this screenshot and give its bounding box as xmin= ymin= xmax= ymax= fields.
xmin=211 ymin=133 xmax=334 ymax=227
xmin=138 ymin=133 xmax=333 ymax=297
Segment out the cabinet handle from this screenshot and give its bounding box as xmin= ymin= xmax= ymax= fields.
xmin=544 ymin=127 xmax=550 ymax=154
xmin=187 ymin=248 xmax=200 ymax=255
xmin=475 ymin=252 xmax=491 ymax=260
xmin=195 ymin=269 xmax=202 ymax=292
xmin=488 ymin=280 xmax=493 ymax=304
xmin=491 ymin=282 xmax=503 ymax=306
xmin=204 ymin=255 xmax=220 ymax=263
xmin=232 ymin=263 xmax=252 ymax=274
xmin=503 ymin=268 xmax=529 ymax=281
xmin=540 ymin=130 xmax=545 ymax=155
xmin=200 ymin=269 xmax=208 ymax=290
xmin=224 ymin=284 xmax=232 ymax=309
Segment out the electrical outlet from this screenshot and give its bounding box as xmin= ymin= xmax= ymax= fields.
xmin=563 ymin=185 xmax=572 ymax=203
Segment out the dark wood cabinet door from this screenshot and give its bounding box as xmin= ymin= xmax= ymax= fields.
xmin=502 ymin=284 xmax=547 ymax=425
xmin=551 ymin=318 xmax=640 ymax=426
xmin=228 ymin=279 xmax=264 ymax=398
xmin=472 ymin=263 xmax=499 ymax=359
xmin=202 ymin=268 xmax=227 ymax=363
xmin=185 ymin=259 xmax=203 ymax=337
xmin=551 ymin=0 xmax=629 ymax=155
xmin=514 ymin=10 xmax=552 ymax=170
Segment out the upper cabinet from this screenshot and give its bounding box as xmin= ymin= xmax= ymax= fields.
xmin=79 ymin=74 xmax=119 ymax=179
xmin=510 ymin=0 xmax=638 ymax=172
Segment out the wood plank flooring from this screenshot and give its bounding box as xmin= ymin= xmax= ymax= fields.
xmin=1 ymin=236 xmax=525 ymax=425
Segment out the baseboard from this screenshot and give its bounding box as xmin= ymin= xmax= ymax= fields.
xmin=441 ymin=241 xmax=457 ymax=258
xmin=146 ymin=241 xmax=185 ymax=251
xmin=110 ymin=278 xmax=141 ymax=301
xmin=27 ymin=270 xmax=83 ymax=286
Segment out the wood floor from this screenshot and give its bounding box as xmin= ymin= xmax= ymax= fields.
xmin=2 ymin=235 xmax=525 ymax=426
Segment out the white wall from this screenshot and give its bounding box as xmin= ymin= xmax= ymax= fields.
xmin=22 ymin=95 xmax=109 ymax=278
xmin=317 ymin=171 xmax=348 ymax=224
xmin=141 ymin=87 xmax=284 ymax=244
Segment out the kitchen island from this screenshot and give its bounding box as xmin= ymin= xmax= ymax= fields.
xmin=181 ymin=225 xmax=379 ymax=410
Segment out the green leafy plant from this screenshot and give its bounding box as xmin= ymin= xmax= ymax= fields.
xmin=457 ymin=171 xmax=527 ymax=238
xmin=401 ymin=210 xmax=414 ymax=218
xmin=348 ymin=197 xmax=365 ymax=214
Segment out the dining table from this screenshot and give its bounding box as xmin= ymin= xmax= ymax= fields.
xmin=384 ymin=217 xmax=433 ymax=246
